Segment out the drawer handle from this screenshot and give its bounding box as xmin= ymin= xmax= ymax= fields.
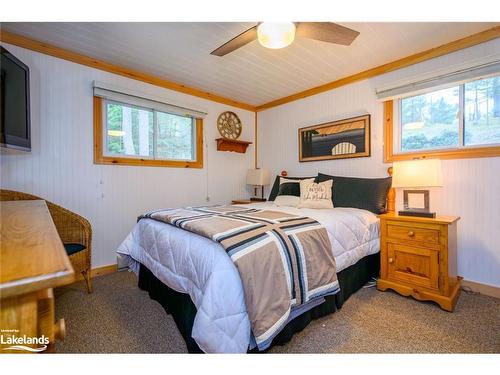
xmin=54 ymin=319 xmax=66 ymax=341
xmin=407 ymin=230 xmax=415 ymax=237
xmin=388 ymin=257 xmax=394 ymax=264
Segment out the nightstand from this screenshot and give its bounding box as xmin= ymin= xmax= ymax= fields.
xmin=231 ymin=198 xmax=267 ymax=205
xmin=377 ymin=213 xmax=461 ymax=312
xmin=231 ymin=199 xmax=253 ymax=205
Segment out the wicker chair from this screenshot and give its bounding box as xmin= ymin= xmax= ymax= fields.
xmin=0 ymin=189 xmax=93 ymax=293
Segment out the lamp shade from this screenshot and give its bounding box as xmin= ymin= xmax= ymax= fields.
xmin=392 ymin=159 xmax=443 ymax=188
xmin=246 ymin=169 xmax=271 ymax=186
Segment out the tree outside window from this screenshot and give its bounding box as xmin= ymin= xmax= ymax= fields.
xmin=400 ymin=75 xmax=500 ymax=152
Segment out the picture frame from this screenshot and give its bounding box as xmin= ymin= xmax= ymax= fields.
xmin=298 ymin=114 xmax=371 ymax=162
xmin=403 ymin=189 xmax=430 ymax=211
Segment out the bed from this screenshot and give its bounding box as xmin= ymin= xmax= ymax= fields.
xmin=117 ymin=170 xmax=394 ymax=353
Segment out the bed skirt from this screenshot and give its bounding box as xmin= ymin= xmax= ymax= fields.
xmin=137 ymin=253 xmax=380 ymax=353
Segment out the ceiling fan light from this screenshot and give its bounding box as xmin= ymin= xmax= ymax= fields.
xmin=257 ymin=22 xmax=296 ymax=49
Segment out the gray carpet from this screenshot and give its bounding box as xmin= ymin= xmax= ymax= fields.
xmin=55 ymin=271 xmax=500 ymax=353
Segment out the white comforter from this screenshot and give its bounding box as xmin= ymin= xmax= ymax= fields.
xmin=116 ymin=203 xmax=380 ymax=353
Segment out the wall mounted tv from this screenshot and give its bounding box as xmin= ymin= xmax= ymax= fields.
xmin=1 ymin=46 xmax=31 ymax=151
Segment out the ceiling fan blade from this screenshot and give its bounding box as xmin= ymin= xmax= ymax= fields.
xmin=296 ymin=22 xmax=359 ymax=46
xmin=211 ymin=25 xmax=258 ymax=56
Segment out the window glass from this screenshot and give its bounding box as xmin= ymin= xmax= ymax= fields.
xmin=464 ymin=76 xmax=500 ymax=146
xmin=400 ymin=87 xmax=459 ymax=152
xmin=106 ymin=102 xmax=154 ymax=157
xmin=156 ymin=111 xmax=194 ymax=161
xmin=104 ymin=100 xmax=196 ymax=161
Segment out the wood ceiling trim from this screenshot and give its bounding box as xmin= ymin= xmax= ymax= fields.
xmin=2 ymin=26 xmax=499 ymax=115
xmin=255 ymin=26 xmax=500 ymax=112
xmin=0 ymin=31 xmax=256 ymax=112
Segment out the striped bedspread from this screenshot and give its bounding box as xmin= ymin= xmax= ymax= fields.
xmin=141 ymin=205 xmax=340 ymax=350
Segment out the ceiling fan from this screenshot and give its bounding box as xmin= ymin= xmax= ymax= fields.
xmin=211 ymin=22 xmax=360 ymax=57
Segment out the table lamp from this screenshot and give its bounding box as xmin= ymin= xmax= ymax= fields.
xmin=392 ymin=159 xmax=443 ymax=218
xmin=246 ymin=168 xmax=271 ymax=201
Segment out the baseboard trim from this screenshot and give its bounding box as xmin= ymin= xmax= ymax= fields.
xmin=73 ymin=265 xmax=499 ymax=299
xmin=74 ymin=264 xmax=117 ymax=281
xmin=462 ymin=279 xmax=500 ymax=299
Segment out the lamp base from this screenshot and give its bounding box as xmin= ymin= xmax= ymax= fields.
xmin=398 ymin=209 xmax=436 ymax=218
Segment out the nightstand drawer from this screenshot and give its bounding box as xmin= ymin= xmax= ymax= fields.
xmin=387 ymin=243 xmax=439 ymax=290
xmin=387 ymin=224 xmax=439 ymax=244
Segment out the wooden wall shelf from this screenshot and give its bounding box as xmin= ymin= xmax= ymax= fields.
xmin=215 ymin=138 xmax=252 ymax=153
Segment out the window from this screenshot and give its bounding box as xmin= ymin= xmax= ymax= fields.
xmin=104 ymin=100 xmax=196 ymax=161
xmin=94 ymin=95 xmax=203 ymax=168
xmin=464 ymin=76 xmax=500 ymax=146
xmin=105 ymin=101 xmax=155 ymax=158
xmin=384 ymin=74 xmax=500 ymax=162
xmin=155 ymin=110 xmax=195 ymax=160
xmin=400 ymin=86 xmax=460 ymax=152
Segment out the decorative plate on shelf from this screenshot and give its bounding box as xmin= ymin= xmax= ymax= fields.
xmin=217 ymin=111 xmax=242 ymax=140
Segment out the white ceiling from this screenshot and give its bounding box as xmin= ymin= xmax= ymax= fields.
xmin=1 ymin=22 xmax=498 ymax=106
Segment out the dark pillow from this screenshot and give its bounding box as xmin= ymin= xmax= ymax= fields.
xmin=316 ymin=173 xmax=392 ymax=214
xmin=277 ymin=181 xmax=301 ymax=197
xmin=268 ymin=176 xmax=313 ymax=201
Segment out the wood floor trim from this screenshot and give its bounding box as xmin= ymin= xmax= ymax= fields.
xmin=0 ymin=31 xmax=256 ymax=112
xmin=74 ymin=264 xmax=117 ymax=281
xmin=255 ymin=26 xmax=500 ymax=111
xmin=462 ymin=279 xmax=500 ymax=299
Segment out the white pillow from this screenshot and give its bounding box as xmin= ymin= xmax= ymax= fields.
xmin=298 ymin=179 xmax=334 ymax=209
xmin=274 ymin=195 xmax=300 ymax=207
xmin=272 ymin=177 xmax=309 ymax=207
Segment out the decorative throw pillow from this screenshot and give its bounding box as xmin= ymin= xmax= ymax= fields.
xmin=298 ymin=178 xmax=334 ymax=209
xmin=272 ymin=177 xmax=303 ymax=207
xmin=277 ymin=177 xmax=301 ymax=197
xmin=268 ymin=175 xmax=314 ymax=201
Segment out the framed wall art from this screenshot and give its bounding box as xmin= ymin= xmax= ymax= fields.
xmin=298 ymin=114 xmax=370 ymax=162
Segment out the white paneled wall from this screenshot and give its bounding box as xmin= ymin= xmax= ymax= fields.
xmin=258 ymin=39 xmax=500 ymax=287
xmin=258 ymin=80 xmax=388 ymax=178
xmin=0 ymin=43 xmax=255 ymax=267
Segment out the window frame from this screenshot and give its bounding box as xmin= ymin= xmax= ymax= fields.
xmin=384 ymin=77 xmax=500 ymax=162
xmin=94 ymin=96 xmax=203 ymax=168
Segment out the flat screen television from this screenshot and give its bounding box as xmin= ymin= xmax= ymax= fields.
xmin=1 ymin=46 xmax=31 ymax=151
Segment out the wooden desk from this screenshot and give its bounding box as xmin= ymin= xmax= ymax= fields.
xmin=1 ymin=200 xmax=74 ymax=353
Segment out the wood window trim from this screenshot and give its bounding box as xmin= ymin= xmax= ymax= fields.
xmin=93 ymin=96 xmax=203 ymax=168
xmin=383 ymin=100 xmax=500 ymax=163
